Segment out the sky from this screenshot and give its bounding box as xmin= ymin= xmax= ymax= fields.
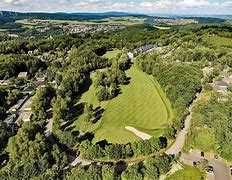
xmin=0 ymin=0 xmax=232 ymax=15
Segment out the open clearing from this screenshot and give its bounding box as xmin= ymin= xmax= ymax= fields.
xmin=103 ymin=49 xmax=122 ymax=60
xmin=16 ymin=17 xmax=145 ymax=26
xmin=75 ymin=65 xmax=174 ymax=144
xmin=154 ymin=25 xmax=171 ymax=30
xmin=166 ymin=165 xmax=206 ymax=180
xmin=185 ymin=127 xmax=216 ymax=153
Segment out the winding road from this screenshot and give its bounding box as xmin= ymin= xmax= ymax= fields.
xmin=165 ymin=92 xmax=201 ymax=155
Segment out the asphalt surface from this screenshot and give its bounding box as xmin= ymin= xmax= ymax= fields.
xmin=166 ymin=93 xmax=201 ymax=155
xmin=209 ymin=160 xmax=231 ymax=180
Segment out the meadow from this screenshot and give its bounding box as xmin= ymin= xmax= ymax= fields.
xmin=16 ymin=16 xmax=145 ymax=27
xmin=166 ymin=165 xmax=205 ymax=180
xmin=74 ymin=65 xmax=173 ymax=144
xmin=102 ymin=49 xmax=122 ymax=59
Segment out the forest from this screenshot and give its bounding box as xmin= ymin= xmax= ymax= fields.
xmin=0 ymin=22 xmax=231 ymax=179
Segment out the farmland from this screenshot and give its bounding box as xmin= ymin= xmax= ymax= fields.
xmin=16 ymin=16 xmax=146 ymax=26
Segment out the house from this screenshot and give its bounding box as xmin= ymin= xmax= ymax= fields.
xmin=35 ymin=72 xmax=47 ymax=87
xmin=22 ymin=111 xmax=33 ymax=122
xmin=0 ymin=80 xmax=9 ymax=86
xmin=133 ymin=45 xmax=155 ymax=56
xmin=18 ymin=72 xmax=28 ymax=79
xmin=22 ymin=85 xmax=34 ymax=95
xmin=4 ymin=114 xmax=17 ymax=125
xmin=127 ymin=52 xmax=134 ymax=60
xmin=7 ymin=96 xmax=29 ymax=114
xmin=214 ymin=80 xmax=229 ymax=93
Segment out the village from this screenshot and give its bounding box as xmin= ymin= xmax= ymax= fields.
xmin=1 ymin=70 xmax=47 ymax=128
xmin=23 ymin=19 xmax=125 ymax=34
xmin=154 ymin=18 xmax=198 ymax=26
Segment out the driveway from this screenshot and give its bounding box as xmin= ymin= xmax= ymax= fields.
xmin=166 ymin=93 xmax=201 ymax=155
xmin=209 ymin=160 xmax=231 ymax=180
xmin=180 ymin=152 xmax=231 ymax=180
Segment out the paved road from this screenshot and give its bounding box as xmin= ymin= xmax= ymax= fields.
xmin=180 ymin=152 xmax=231 ymax=180
xmin=209 ymin=160 xmax=231 ymax=180
xmin=166 ymin=93 xmax=201 ymax=155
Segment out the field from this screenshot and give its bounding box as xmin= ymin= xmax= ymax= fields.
xmin=103 ymin=49 xmax=122 ymax=59
xmin=166 ymin=165 xmax=205 ymax=180
xmin=74 ymin=65 xmax=173 ymax=144
xmin=16 ymin=17 xmax=145 ymax=26
xmin=154 ymin=25 xmax=171 ymax=30
xmin=184 ymin=92 xmax=216 ymax=153
xmin=185 ymin=128 xmax=216 ymax=152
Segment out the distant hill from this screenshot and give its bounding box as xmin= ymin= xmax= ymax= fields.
xmin=0 ymin=11 xmax=148 ymax=24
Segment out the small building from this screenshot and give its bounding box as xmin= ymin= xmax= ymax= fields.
xmin=4 ymin=114 xmax=17 ymax=125
xmin=0 ymin=80 xmax=9 ymax=86
xmin=133 ymin=44 xmax=155 ymax=56
xmin=35 ymin=72 xmax=47 ymax=87
xmin=22 ymin=111 xmax=33 ymax=122
xmin=18 ymin=72 xmax=28 ymax=79
xmin=214 ymin=80 xmax=229 ymax=93
xmin=127 ymin=52 xmax=134 ymax=60
xmin=7 ymin=96 xmax=29 ymax=114
xmin=22 ymin=85 xmax=34 ymax=95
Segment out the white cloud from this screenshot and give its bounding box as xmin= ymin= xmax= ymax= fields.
xmin=0 ymin=0 xmax=231 ymax=14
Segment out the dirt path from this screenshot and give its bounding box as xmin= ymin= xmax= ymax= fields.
xmin=165 ymin=92 xmax=202 ymax=155
xmin=125 ymin=126 xmax=152 ymax=140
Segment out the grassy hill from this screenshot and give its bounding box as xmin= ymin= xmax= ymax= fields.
xmin=74 ymin=65 xmax=173 ymax=144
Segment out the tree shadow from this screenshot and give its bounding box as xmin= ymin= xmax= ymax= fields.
xmin=115 ymin=161 xmax=127 ymax=177
xmin=92 ymin=106 xmax=105 ymax=123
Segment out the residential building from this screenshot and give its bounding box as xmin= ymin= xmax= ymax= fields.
xmin=18 ymin=72 xmax=28 ymax=79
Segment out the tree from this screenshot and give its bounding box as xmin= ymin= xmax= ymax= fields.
xmin=121 ymin=164 xmax=144 ymax=180
xmin=102 ymin=165 xmax=115 ymax=180
xmin=1 ymin=122 xmax=68 ymax=179
xmin=66 ymin=164 xmax=101 ymax=180
xmin=144 ymin=158 xmax=159 ymax=179
xmin=31 ymin=86 xmax=55 ymax=122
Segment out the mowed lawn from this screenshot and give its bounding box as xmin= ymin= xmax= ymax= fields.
xmin=166 ymin=165 xmax=205 ymax=180
xmin=103 ymin=49 xmax=122 ymax=60
xmin=89 ymin=66 xmax=173 ymax=144
xmin=185 ymin=128 xmax=216 ymax=153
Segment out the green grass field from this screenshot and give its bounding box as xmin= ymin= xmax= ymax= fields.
xmin=154 ymin=25 xmax=171 ymax=30
xmin=103 ymin=49 xmax=122 ymax=60
xmin=166 ymin=165 xmax=205 ymax=180
xmin=75 ymin=65 xmax=174 ymax=144
xmin=185 ymin=128 xmax=216 ymax=152
xmin=16 ymin=17 xmax=145 ymax=26
xmin=184 ymin=91 xmax=216 ymax=153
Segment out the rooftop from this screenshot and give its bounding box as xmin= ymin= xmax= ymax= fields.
xmin=18 ymin=72 xmax=28 ymax=78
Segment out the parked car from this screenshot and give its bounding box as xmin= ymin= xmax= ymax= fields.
xmin=205 ymin=165 xmax=214 ymax=174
